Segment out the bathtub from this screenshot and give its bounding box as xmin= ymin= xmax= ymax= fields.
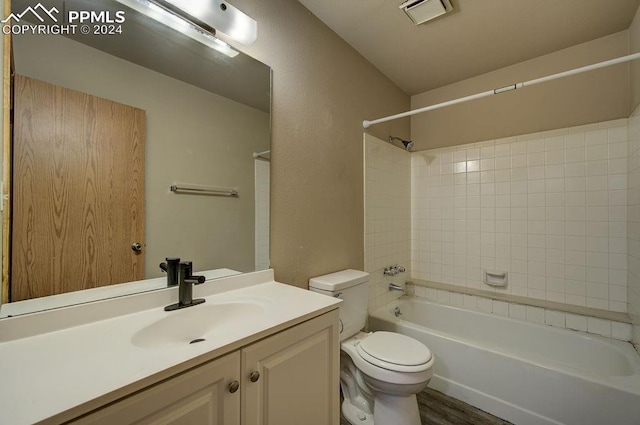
xmin=368 ymin=297 xmax=640 ymax=425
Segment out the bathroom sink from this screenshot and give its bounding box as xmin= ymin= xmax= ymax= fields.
xmin=131 ymin=302 xmax=265 ymax=349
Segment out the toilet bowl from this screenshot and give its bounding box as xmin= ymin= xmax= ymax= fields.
xmin=339 ymin=331 xmax=433 ymax=425
xmin=308 ymin=269 xmax=434 ymax=425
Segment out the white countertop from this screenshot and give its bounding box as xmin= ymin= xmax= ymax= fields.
xmin=0 ymin=270 xmax=341 ymax=425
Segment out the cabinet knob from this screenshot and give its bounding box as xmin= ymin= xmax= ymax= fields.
xmin=228 ymin=381 xmax=240 ymax=393
xmin=249 ymin=371 xmax=260 ymax=382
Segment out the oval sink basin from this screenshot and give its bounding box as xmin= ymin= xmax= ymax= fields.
xmin=131 ymin=302 xmax=265 ymax=349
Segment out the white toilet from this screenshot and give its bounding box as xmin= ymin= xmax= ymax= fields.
xmin=309 ymin=269 xmax=434 ymax=425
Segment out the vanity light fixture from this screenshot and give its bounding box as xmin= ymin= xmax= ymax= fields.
xmin=158 ymin=0 xmax=258 ymax=46
xmin=114 ymin=0 xmax=240 ymax=58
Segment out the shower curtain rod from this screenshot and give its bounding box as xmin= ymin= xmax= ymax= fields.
xmin=362 ymin=52 xmax=640 ymax=129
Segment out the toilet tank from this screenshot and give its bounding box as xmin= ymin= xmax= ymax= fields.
xmin=309 ymin=269 xmax=369 ymax=341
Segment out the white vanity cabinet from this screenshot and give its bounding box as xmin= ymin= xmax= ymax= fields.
xmin=241 ymin=309 xmax=340 ymax=425
xmin=68 ymin=310 xmax=339 ymax=425
xmin=69 ymin=352 xmax=241 ymax=425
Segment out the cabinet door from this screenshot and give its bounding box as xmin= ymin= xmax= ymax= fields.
xmin=241 ymin=310 xmax=340 ymax=425
xmin=70 ymin=352 xmax=241 ymax=425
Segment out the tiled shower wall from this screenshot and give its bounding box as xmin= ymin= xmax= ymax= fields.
xmin=412 ymin=120 xmax=629 ymax=313
xmin=628 ymin=105 xmax=640 ymax=344
xmin=364 ymin=134 xmax=411 ymax=311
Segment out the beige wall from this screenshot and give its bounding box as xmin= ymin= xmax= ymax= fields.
xmin=13 ymin=32 xmax=270 ymax=278
xmin=223 ymin=0 xmax=411 ymax=287
xmin=0 ymin=0 xmax=4 ymax=306
xmin=411 ymin=31 xmax=631 ymax=150
xmin=631 ymin=6 xmax=640 ymax=111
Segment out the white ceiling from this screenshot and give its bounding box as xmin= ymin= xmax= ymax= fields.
xmin=298 ymin=0 xmax=640 ymax=95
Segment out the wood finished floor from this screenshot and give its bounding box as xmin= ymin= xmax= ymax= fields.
xmin=340 ymin=387 xmax=513 ymax=425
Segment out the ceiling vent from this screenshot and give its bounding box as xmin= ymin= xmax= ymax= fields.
xmin=399 ymin=0 xmax=453 ymax=25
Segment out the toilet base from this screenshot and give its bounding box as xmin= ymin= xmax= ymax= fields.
xmin=341 ymin=398 xmax=374 ymax=425
xmin=374 ymin=393 xmax=421 ymax=425
xmin=341 ymin=392 xmax=421 ymax=425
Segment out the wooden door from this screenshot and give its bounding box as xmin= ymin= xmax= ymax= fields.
xmin=241 ymin=311 xmax=340 ymax=425
xmin=11 ymin=74 xmax=146 ymax=301
xmin=69 ymin=352 xmax=241 ymax=425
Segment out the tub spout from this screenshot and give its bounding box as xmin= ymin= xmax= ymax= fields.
xmin=388 ymin=283 xmax=404 ymax=292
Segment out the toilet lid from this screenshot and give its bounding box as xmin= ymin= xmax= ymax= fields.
xmin=356 ymin=331 xmax=432 ymax=370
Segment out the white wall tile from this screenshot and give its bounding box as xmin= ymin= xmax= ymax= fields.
xmin=437 ymin=289 xmax=450 ymax=304
xmin=545 ymin=310 xmax=566 ymax=327
xmin=587 ymin=317 xmax=612 ymax=337
xmin=627 ymin=106 xmax=640 ymax=347
xmin=566 ymin=147 xmax=585 ymax=163
xmin=427 ymin=288 xmax=438 ymax=300
xmin=411 ymin=120 xmax=629 ymax=315
xmin=365 ymin=135 xmax=411 ymax=311
xmin=612 ymin=322 xmax=632 ymax=341
xmin=477 ymin=297 xmax=493 ymax=313
xmin=508 ymin=303 xmax=527 ymax=320
xmin=463 ymin=294 xmax=478 ymax=309
xmin=492 ymin=300 xmax=509 ymax=317
xmin=449 ymin=292 xmax=464 ymax=306
xmin=586 ymin=129 xmax=608 ymax=146
xmin=566 ymin=313 xmax=588 ymax=331
xmin=411 ymin=286 xmax=631 ymax=341
xmin=526 ymin=306 xmax=545 ymax=324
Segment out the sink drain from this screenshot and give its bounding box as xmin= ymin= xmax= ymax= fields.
xmin=189 ymin=338 xmax=206 ymax=344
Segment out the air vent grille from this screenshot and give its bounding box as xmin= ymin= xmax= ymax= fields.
xmin=399 ymin=0 xmax=453 ymax=25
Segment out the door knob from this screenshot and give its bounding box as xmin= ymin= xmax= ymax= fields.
xmin=228 ymin=381 xmax=240 ymax=393
xmin=131 ymin=242 xmax=143 ymax=252
xmin=249 ymin=371 xmax=260 ymax=382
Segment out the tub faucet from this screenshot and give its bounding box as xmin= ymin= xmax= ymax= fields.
xmin=164 ymin=261 xmax=206 ymax=311
xmin=384 ymin=265 xmax=407 ymax=276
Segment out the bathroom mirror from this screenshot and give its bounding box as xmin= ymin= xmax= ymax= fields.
xmin=0 ymin=0 xmax=271 ymax=314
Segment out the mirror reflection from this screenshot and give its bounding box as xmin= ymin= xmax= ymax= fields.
xmin=2 ymin=0 xmax=271 ymax=312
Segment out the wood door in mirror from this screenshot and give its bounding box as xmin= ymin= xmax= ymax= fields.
xmin=11 ymin=75 xmax=146 ymax=301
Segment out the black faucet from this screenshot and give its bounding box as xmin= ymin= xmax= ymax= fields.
xmin=163 ymin=261 xmax=206 ymax=311
xmin=159 ymin=257 xmax=181 ymax=286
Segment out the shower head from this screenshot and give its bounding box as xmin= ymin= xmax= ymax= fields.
xmin=388 ymin=136 xmax=414 ymax=151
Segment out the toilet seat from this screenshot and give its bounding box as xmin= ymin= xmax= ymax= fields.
xmin=356 ymin=331 xmax=432 ymax=373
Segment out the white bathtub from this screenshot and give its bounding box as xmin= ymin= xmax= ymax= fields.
xmin=368 ymin=297 xmax=640 ymax=425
